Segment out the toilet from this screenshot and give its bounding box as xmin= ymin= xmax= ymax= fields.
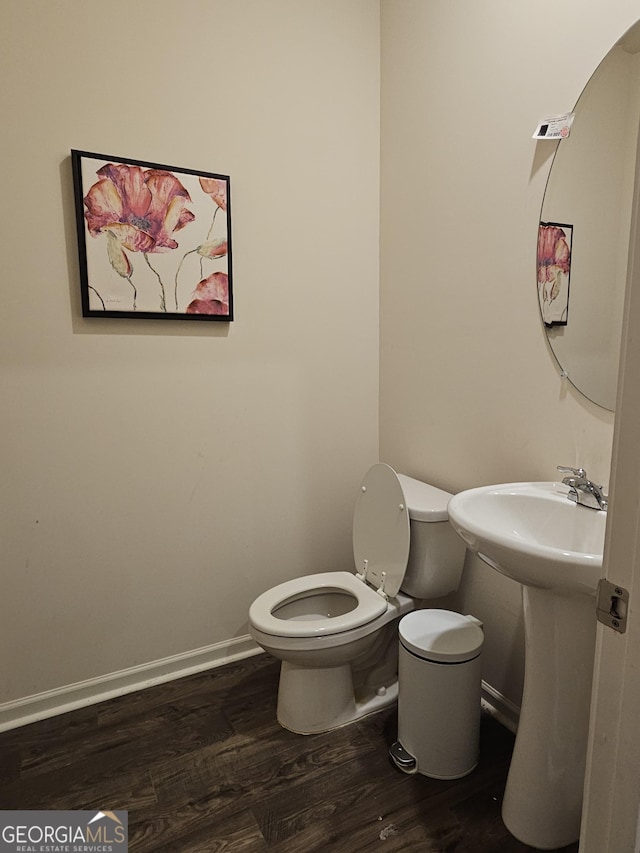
xmin=248 ymin=463 xmax=466 ymax=734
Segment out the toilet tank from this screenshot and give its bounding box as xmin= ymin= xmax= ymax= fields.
xmin=396 ymin=473 xmax=466 ymax=599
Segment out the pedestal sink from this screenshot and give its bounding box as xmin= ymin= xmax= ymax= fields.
xmin=447 ymin=481 xmax=606 ymax=850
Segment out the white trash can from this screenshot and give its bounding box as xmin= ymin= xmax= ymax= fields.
xmin=390 ymin=609 xmax=484 ymax=779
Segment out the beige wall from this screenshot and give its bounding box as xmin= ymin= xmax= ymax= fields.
xmin=380 ymin=0 xmax=640 ymax=705
xmin=0 ymin=1 xmax=380 ymax=703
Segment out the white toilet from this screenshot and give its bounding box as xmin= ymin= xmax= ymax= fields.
xmin=248 ymin=463 xmax=466 ymax=734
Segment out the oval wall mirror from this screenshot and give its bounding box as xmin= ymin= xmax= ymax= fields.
xmin=538 ymin=20 xmax=640 ymax=411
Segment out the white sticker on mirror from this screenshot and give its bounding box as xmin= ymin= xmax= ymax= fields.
xmin=532 ymin=113 xmax=575 ymax=140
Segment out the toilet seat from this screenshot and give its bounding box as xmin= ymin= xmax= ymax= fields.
xmin=248 ymin=571 xmax=388 ymax=638
xmin=249 ymin=464 xmax=412 ymax=641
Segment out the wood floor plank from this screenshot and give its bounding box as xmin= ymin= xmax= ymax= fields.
xmin=128 ymin=784 xmax=262 ymax=852
xmin=17 ymin=704 xmax=232 ymax=786
xmin=0 ymin=747 xmax=21 ymax=785
xmin=95 ymin=654 xmax=269 ymax=728
xmin=264 ymin=805 xmax=465 ymax=853
xmin=3 ymin=704 xmax=98 ymax=777
xmin=0 ymin=762 xmax=157 ymax=813
xmin=139 ymin=806 xmax=269 ymax=853
xmin=223 ymin=724 xmax=378 ymax=792
xmin=149 ymin=749 xmax=230 ymax=806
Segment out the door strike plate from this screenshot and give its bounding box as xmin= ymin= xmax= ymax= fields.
xmin=596 ymin=579 xmax=629 ymax=634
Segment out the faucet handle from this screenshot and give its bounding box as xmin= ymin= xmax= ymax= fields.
xmin=557 ymin=465 xmax=587 ymax=479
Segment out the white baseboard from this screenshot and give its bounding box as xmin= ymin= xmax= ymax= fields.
xmin=481 ymin=680 xmax=520 ymax=733
xmin=0 ymin=635 xmax=263 ymax=733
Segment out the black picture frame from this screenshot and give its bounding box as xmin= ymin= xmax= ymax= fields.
xmin=71 ymin=150 xmax=233 ymax=321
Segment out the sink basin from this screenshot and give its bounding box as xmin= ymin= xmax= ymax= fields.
xmin=447 ymin=481 xmax=605 ymax=595
xmin=447 ymin=481 xmax=607 ymax=849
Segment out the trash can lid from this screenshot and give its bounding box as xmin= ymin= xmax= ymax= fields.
xmin=399 ymin=609 xmax=484 ymax=663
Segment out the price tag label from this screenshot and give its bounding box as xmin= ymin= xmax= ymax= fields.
xmin=532 ymin=113 xmax=575 ymax=140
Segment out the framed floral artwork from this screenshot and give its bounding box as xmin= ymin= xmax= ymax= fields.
xmin=537 ymin=221 xmax=572 ymax=326
xmin=71 ymin=150 xmax=233 ymax=320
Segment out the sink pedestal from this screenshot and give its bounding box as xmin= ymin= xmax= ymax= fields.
xmin=502 ymin=586 xmax=597 ymax=850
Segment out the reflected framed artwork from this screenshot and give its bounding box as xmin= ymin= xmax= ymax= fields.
xmin=537 ymin=221 xmax=572 ymax=326
xmin=71 ymin=150 xmax=233 ymax=320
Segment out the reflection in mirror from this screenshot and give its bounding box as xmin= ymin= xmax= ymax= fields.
xmin=539 ymin=21 xmax=640 ymax=411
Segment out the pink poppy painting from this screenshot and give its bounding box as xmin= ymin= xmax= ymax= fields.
xmin=537 ymin=222 xmax=572 ymax=326
xmin=72 ymin=150 xmax=233 ymax=320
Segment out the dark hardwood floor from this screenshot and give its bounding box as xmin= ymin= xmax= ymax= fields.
xmin=0 ymin=655 xmax=579 ymax=852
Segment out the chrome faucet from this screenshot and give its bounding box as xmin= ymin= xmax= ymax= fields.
xmin=557 ymin=466 xmax=608 ymax=511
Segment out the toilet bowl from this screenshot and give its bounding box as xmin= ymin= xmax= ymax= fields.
xmin=248 ymin=463 xmax=466 ymax=734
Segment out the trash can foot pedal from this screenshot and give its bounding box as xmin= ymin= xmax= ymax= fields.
xmin=389 ymin=741 xmax=418 ymax=774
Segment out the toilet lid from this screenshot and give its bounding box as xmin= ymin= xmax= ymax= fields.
xmin=353 ymin=463 xmax=410 ymax=598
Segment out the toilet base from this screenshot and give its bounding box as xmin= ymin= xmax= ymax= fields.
xmin=276 ymin=660 xmax=399 ymax=734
